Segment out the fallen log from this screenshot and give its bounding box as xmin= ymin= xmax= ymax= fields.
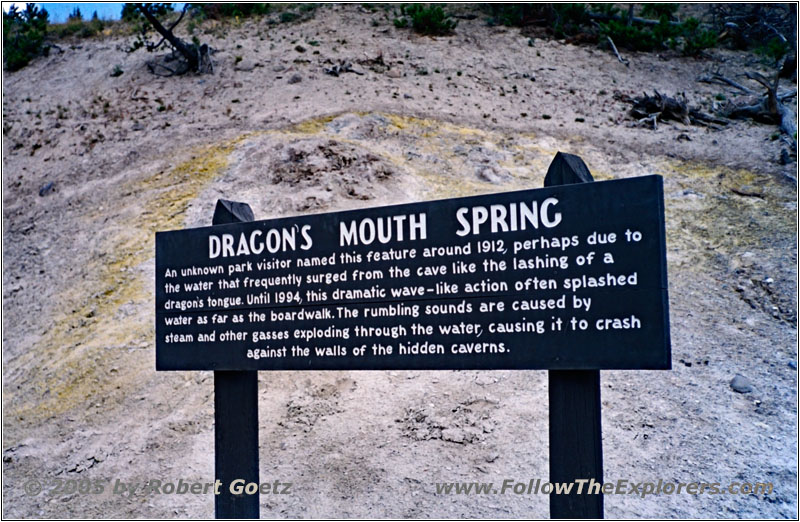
xmin=616 ymin=90 xmax=728 ymax=128
xmin=697 ymin=72 xmax=754 ymax=94
xmin=719 ymin=58 xmax=797 ymax=149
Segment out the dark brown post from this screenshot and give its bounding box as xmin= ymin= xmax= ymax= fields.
xmin=212 ymin=200 xmax=260 ymax=519
xmin=545 ymin=153 xmax=603 ymax=519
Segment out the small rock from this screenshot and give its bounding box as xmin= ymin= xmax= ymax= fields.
xmin=131 ymin=121 xmax=144 ymax=131
xmin=681 ymin=188 xmax=704 ymax=199
xmin=779 ymin=148 xmax=790 ymax=165
xmin=272 ymin=64 xmax=286 ymax=72
xmin=403 ymin=93 xmax=413 ymax=99
xmin=441 ymin=428 xmax=466 ymax=444
xmin=730 ymin=374 xmax=753 ymax=393
xmin=294 ymin=44 xmax=306 ymax=53
xmin=234 ymin=60 xmax=256 ymax=72
xmin=38 ymin=182 xmax=55 ymax=197
xmin=788 ymin=361 xmax=797 ymax=370
xmin=288 ymin=73 xmax=302 ymax=84
xmin=386 ymin=69 xmax=402 ymax=78
xmin=476 ymin=165 xmax=511 ymax=183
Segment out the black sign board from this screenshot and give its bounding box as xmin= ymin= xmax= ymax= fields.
xmin=155 ymin=175 xmax=669 ymax=371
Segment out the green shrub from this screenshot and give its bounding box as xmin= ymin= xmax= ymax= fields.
xmin=121 ymin=3 xmax=143 ymax=21
xmin=599 ymin=19 xmax=664 ymax=51
xmin=640 ymin=3 xmax=678 ymax=20
xmin=80 ymin=20 xmax=99 ymax=38
xmin=680 ymin=17 xmax=717 ymax=56
xmin=551 ymin=3 xmax=588 ymax=37
xmin=57 ymin=20 xmax=83 ymax=37
xmin=52 ymin=16 xmax=106 ymax=39
xmin=480 ymin=3 xmax=587 ymax=33
xmin=755 ymin=36 xmax=793 ymax=62
xmin=591 ymin=3 xmax=619 ymax=18
xmin=482 ymin=4 xmax=530 ymax=27
xmin=599 ymin=13 xmax=712 ymax=54
xmin=396 ymin=4 xmax=456 ymax=35
xmin=280 ymin=11 xmax=299 ymax=23
xmin=3 ymin=3 xmax=49 ymax=71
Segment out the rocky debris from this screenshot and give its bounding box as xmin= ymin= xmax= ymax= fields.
xmin=38 ymin=182 xmax=55 ymax=197
xmin=288 ymin=73 xmax=302 ymax=84
xmin=145 ymin=52 xmax=192 ymax=76
xmin=729 ymin=253 xmax=796 ymax=325
xmin=2 ymin=445 xmax=22 ymax=464
xmin=733 ymin=270 xmax=796 ymax=325
xmin=730 ymin=375 xmax=754 ymax=394
xmin=65 ymin=449 xmax=107 ymax=474
xmin=324 ymin=60 xmax=364 ymax=77
xmin=268 ymin=138 xmax=394 ymax=197
xmin=398 ymin=397 xmax=498 ymax=444
xmin=475 ymin=165 xmax=511 ymax=183
xmin=325 ymin=112 xmax=390 ymax=140
xmin=464 ymin=145 xmax=512 ymax=183
xmin=279 ymin=378 xmax=354 ymax=432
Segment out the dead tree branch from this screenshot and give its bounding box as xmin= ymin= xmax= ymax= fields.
xmin=606 ymin=36 xmax=629 ymax=66
xmin=697 ymin=73 xmax=754 ymax=94
xmin=135 ymin=3 xmax=211 ymax=74
xmin=146 ymin=5 xmax=189 ymax=52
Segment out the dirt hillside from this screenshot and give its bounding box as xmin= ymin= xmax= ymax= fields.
xmin=2 ymin=5 xmax=797 ymax=518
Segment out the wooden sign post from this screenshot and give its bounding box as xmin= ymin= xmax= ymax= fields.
xmin=545 ymin=153 xmax=603 ymax=518
xmin=211 ymin=200 xmax=259 ymax=519
xmin=155 ymin=153 xmax=670 ymax=519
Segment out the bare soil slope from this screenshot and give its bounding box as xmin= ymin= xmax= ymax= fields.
xmin=2 ymin=5 xmax=797 ymax=518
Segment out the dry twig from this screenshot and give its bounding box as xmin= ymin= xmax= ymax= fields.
xmin=606 ymin=36 xmax=629 ymax=67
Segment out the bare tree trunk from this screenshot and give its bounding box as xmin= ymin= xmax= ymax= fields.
xmin=136 ymin=3 xmax=198 ymax=71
